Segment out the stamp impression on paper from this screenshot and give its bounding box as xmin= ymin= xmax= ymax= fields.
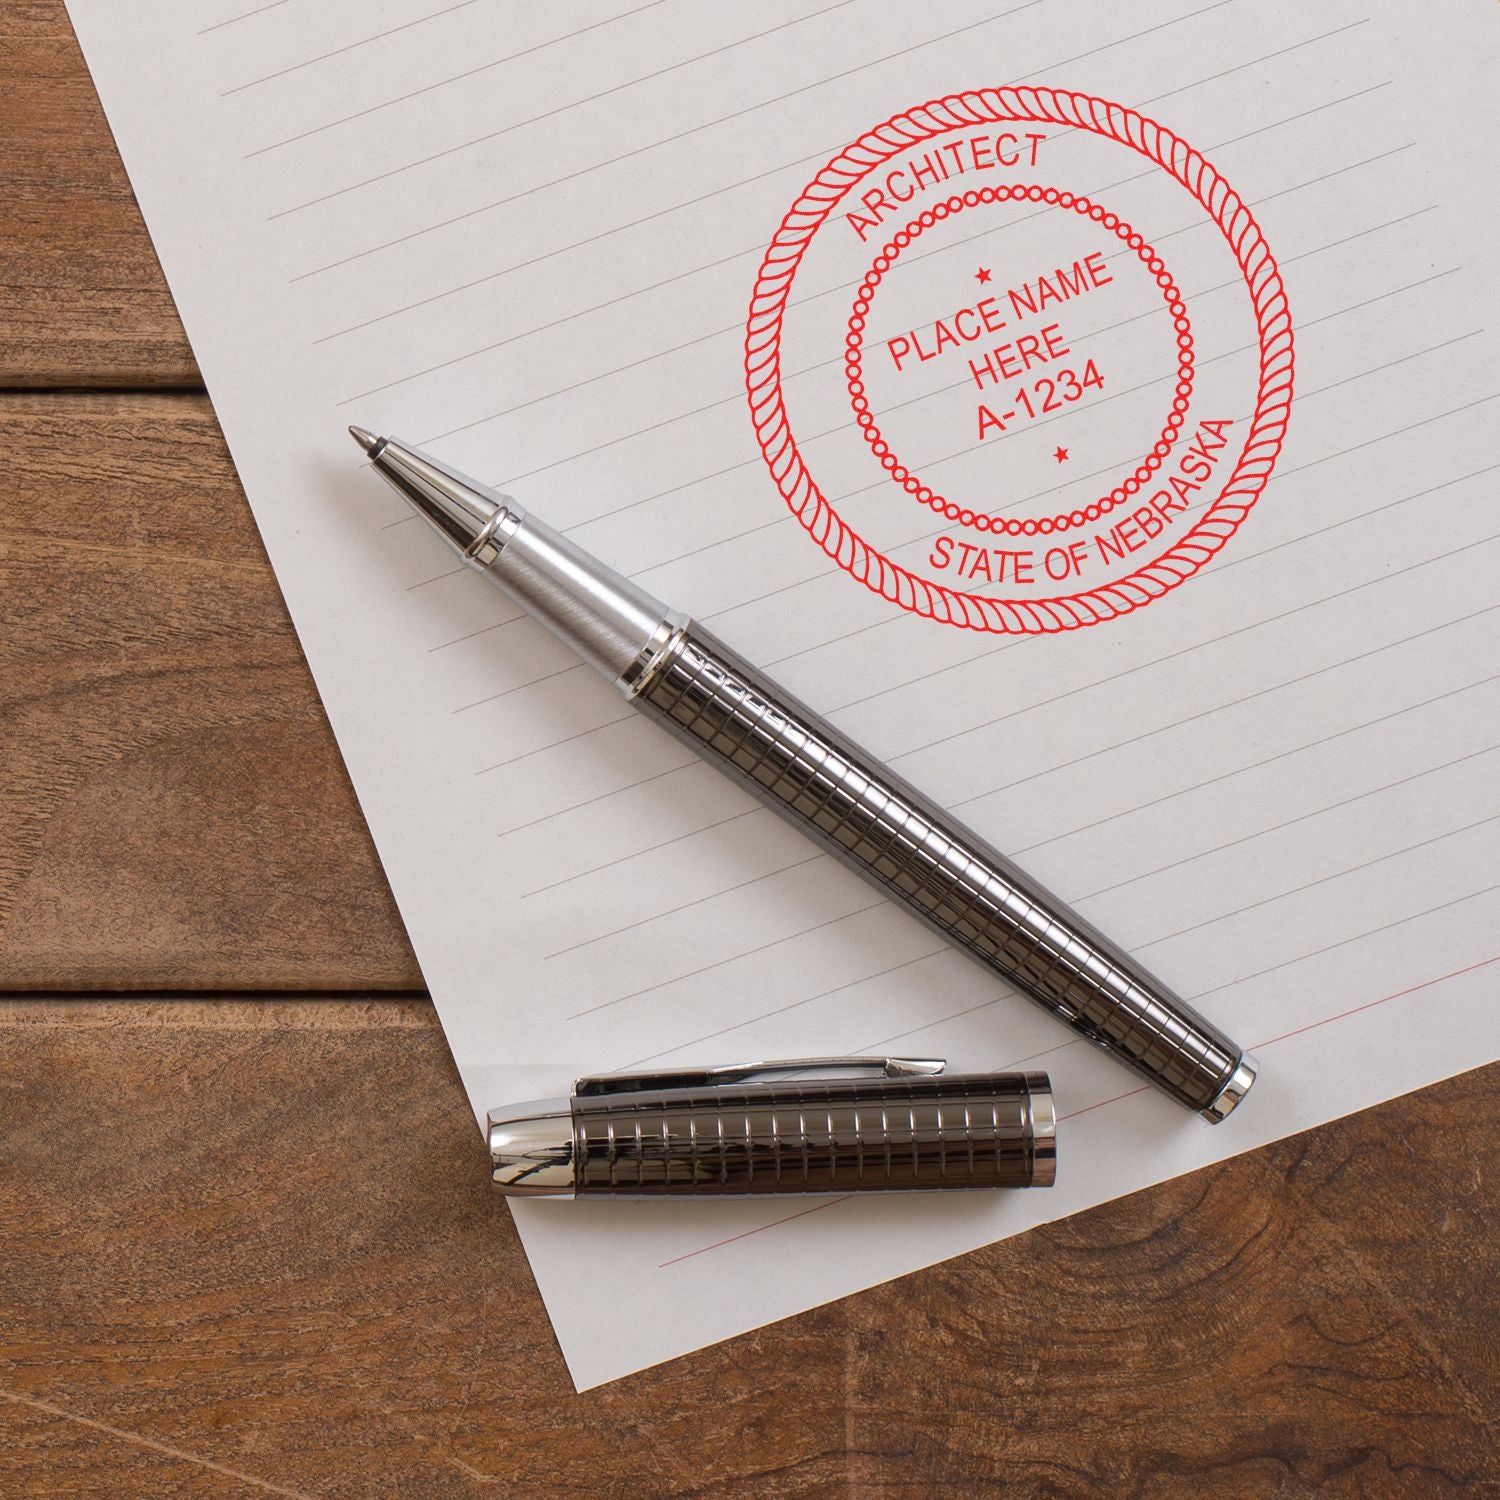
xmin=744 ymin=90 xmax=1295 ymax=631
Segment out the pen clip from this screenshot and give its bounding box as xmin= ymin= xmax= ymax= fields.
xmin=573 ymin=1055 xmax=945 ymax=1096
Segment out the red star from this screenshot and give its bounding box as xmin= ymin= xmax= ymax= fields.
xmin=975 ymin=266 xmax=992 ymax=284
xmin=1054 ymin=446 xmax=1070 ymax=463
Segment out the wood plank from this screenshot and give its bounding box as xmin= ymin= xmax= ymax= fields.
xmin=0 ymin=998 xmax=1493 ymax=1496
xmin=0 ymin=2 xmax=197 ymax=387
xmin=0 ymin=394 xmax=420 ymax=989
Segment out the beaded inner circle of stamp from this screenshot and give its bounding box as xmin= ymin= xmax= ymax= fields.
xmin=844 ymin=185 xmax=1194 ymax=539
xmin=744 ymin=87 xmax=1294 ymax=634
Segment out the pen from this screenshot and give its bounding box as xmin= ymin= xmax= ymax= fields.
xmin=350 ymin=426 xmax=1256 ymax=1121
xmin=487 ymin=1057 xmax=1055 ymax=1196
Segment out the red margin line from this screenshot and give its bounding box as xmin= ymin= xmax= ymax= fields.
xmin=1059 ymin=1086 xmax=1151 ymax=1120
xmin=658 ymin=1196 xmax=850 ymax=1268
xmin=658 ymin=953 xmax=1499 ymax=1268
xmin=1250 ymin=952 xmax=1500 ymax=1049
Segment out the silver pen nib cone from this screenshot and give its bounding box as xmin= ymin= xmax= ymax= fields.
xmin=349 ymin=425 xmax=506 ymax=555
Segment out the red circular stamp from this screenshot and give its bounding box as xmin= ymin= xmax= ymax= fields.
xmin=744 ymin=90 xmax=1295 ymax=632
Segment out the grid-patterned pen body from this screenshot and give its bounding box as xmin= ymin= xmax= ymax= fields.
xmin=636 ymin=625 xmax=1245 ymax=1117
xmin=573 ymin=1073 xmax=1050 ymax=1195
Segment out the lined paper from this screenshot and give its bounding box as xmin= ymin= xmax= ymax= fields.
xmin=66 ymin=0 xmax=1499 ymax=1387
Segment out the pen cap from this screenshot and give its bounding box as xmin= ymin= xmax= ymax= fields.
xmin=569 ymin=1068 xmax=1055 ymax=1197
xmin=488 ymin=1101 xmax=575 ymax=1196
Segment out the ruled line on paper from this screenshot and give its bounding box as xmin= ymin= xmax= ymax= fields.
xmin=246 ymin=0 xmax=674 ymax=158
xmin=842 ymin=389 xmax=1500 ymax=625
xmin=864 ymin=883 xmax=1500 ymax=1052
xmin=535 ymin=634 xmax=1500 ymax=1026
xmin=1006 ymin=0 xmax=1246 ymax=88
xmin=405 ymin=564 xmax=466 ymax=591
xmin=892 ymin=540 xmax=1496 ymax=766
xmin=560 ymin=738 xmax=1500 ymax=1035
xmin=564 ymin=754 xmax=1498 ymax=1027
xmin=452 ymin=660 xmax=586 ymax=714
xmin=221 ymin=0 xmax=483 ymax=97
xmin=269 ymin=0 xmax=879 ymax=219
xmin=623 ymin=716 xmax=1500 ymax=1065
xmin=940 ymin=608 xmax=1498 ymax=809
xmin=658 ymin=1197 xmax=848 ymax=1269
xmin=426 ymin=613 xmax=524 ymax=649
xmin=322 ymin=157 xmax=819 ymax=347
xmin=1141 ymin=812 xmax=1500 ymax=951
xmin=832 ymin=390 xmax=1474 ymax=716
xmin=692 ymin=315 xmax=1478 ymax=626
xmin=1140 ymin=15 xmax=1368 ymax=107
xmin=295 ymin=125 xmax=831 ymax=288
xmin=613 ymin=298 xmax=1466 ymax=583
xmin=495 ymin=761 xmax=705 ymax=838
xmin=1199 ymin=889 xmax=1500 ymax=1003
xmin=473 ymin=711 xmax=636 ymax=775
xmin=1073 ymin=744 xmax=1500 ymax=902
xmin=1013 ymin=672 xmax=1500 ymax=859
xmin=620 ymin=948 xmax=955 ymax=1070
xmin=400 ymin=149 xmax=1415 ymax=531
xmin=1252 ymin=953 xmax=1500 ymax=1048
xmin=481 ymin=521 xmax=1500 ymax=846
xmin=290 ymin=0 xmax=1277 ymax=294
xmin=584 ymin=225 xmax=1454 ymax=543
xmin=1058 ymin=1088 xmax=1154 ymax=1121
xmin=526 ymin=807 xmax=766 ymax=899
xmin=514 ymin=197 xmax=1442 ymax=557
xmin=655 ymin=947 xmax=1500 ymax=1268
xmin=478 ymin=496 xmax=1496 ymax=820
xmin=543 ymin=853 xmax=828 ymax=960
xmin=567 ymin=896 xmax=891 ymax=1020
xmin=196 ymin=0 xmax=292 ymax=36
xmin=310 ymin=15 xmax=1368 ymax=346
xmin=355 ymin=68 xmax=1397 ymax=419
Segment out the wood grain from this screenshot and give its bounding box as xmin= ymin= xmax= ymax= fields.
xmin=0 ymin=999 xmax=1493 ymax=1498
xmin=0 ymin=394 xmax=420 ymax=989
xmin=0 ymin=3 xmax=198 ymax=388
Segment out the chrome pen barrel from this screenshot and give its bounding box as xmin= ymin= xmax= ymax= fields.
xmin=353 ymin=429 xmax=673 ymax=680
xmin=625 ymin=623 xmax=1255 ymax=1121
xmin=483 ymin=509 xmax=673 ymax=682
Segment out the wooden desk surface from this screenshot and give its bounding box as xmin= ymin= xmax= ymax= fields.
xmin=1 ymin=6 xmax=1494 ymax=1494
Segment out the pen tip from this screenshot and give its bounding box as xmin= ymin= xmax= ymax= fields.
xmin=348 ymin=424 xmax=381 ymax=455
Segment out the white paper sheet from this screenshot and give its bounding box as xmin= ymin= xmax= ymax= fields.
xmin=65 ymin=0 xmax=1499 ymax=1388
